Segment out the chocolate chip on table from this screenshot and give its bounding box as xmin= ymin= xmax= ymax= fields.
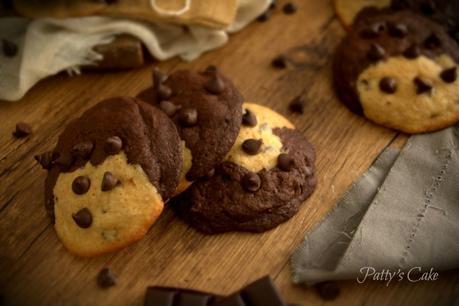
xmin=271 ymin=54 xmax=288 ymax=69
xmin=315 ymin=281 xmax=341 ymax=301
xmin=283 ymin=2 xmax=297 ymax=14
xmin=159 ymin=100 xmax=180 ymax=117
xmin=289 ymin=96 xmax=304 ymax=114
xmin=204 ymin=75 xmax=225 ymax=94
xmin=2 ymin=39 xmax=18 ymax=57
xmin=34 ymin=151 xmax=56 ymax=170
xmin=72 ymin=208 xmax=93 ymax=228
xmin=403 ymin=44 xmax=420 ymax=59
xmin=367 ymin=43 xmax=386 ymax=62
xmin=277 ymin=153 xmax=294 ymax=171
xmin=97 ymin=268 xmax=117 ymax=288
xmin=241 ymin=172 xmax=261 ymax=192
xmin=101 ymin=171 xmax=120 ymax=191
xmin=12 ymin=122 xmax=32 ymax=138
xmin=104 ymin=136 xmax=123 ymax=155
xmin=387 ymin=22 xmax=408 ymax=38
xmin=158 ymin=84 xmax=173 ymax=101
xmin=414 ymin=77 xmax=432 ymax=94
xmin=71 ymin=141 xmax=94 ymax=159
xmin=379 ymin=77 xmax=397 ymax=94
xmin=440 ymin=67 xmax=457 ymax=83
xmin=72 ymin=176 xmax=91 ymax=195
xmin=242 ymin=109 xmax=257 ymax=127
xmin=424 ymin=33 xmax=442 ymax=49
xmin=178 ymin=107 xmax=198 ymax=127
xmin=153 ymin=68 xmax=167 ymax=88
xmin=242 ymin=139 xmax=263 ymax=155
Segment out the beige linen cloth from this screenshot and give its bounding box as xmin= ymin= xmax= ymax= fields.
xmin=0 ymin=0 xmax=270 ymax=101
xmin=291 ymin=125 xmax=459 ymax=285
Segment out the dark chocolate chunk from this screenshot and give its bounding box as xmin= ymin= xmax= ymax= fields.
xmin=440 ymin=67 xmax=457 ymax=83
xmin=159 ymin=100 xmax=180 ymax=117
xmin=424 ymin=33 xmax=442 ymax=49
xmin=71 ymin=141 xmax=94 ymax=159
xmin=176 ymin=292 xmax=213 ymax=306
xmin=104 ymin=136 xmax=123 ymax=155
xmin=72 ymin=176 xmax=91 ymax=195
xmin=241 ymin=172 xmax=261 ymax=192
xmin=153 ymin=68 xmax=168 ymax=88
xmin=204 ymin=76 xmax=226 ymax=94
xmin=282 ymin=2 xmax=297 ymax=14
xmin=359 ymin=22 xmax=385 ymax=39
xmin=72 ymin=208 xmax=93 ymax=228
xmin=158 ymin=84 xmax=173 ymax=100
xmin=144 ymin=287 xmax=176 ymax=306
xmin=97 ymin=268 xmax=117 ymax=288
xmin=2 ymin=39 xmax=18 ymax=57
xmin=13 ymin=122 xmax=32 ymax=138
xmin=367 ymin=43 xmax=386 ymax=62
xmin=403 ymin=44 xmax=420 ymax=59
xmin=178 ymin=107 xmax=198 ymax=127
xmin=315 ymin=281 xmax=340 ymax=301
xmin=289 ymin=96 xmax=304 ymax=114
xmin=242 ymin=139 xmax=262 ymax=155
xmin=387 ymin=22 xmax=408 ymax=38
xmin=277 ymin=153 xmax=294 ymax=171
xmin=242 ymin=276 xmax=286 ymax=306
xmin=101 ymin=171 xmax=120 ymax=191
xmin=242 ymin=109 xmax=257 ymax=127
xmin=379 ymin=77 xmax=397 ymax=94
xmin=34 ymin=151 xmax=56 ymax=170
xmin=414 ymin=77 xmax=432 ymax=94
xmin=144 ymin=287 xmax=216 ymax=306
xmin=54 ymin=153 xmax=74 ymax=171
xmin=271 ymin=54 xmax=288 ymax=69
xmin=215 ymin=294 xmax=245 ymax=306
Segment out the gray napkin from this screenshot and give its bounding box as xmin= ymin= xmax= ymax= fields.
xmin=291 ymin=125 xmax=459 ymax=285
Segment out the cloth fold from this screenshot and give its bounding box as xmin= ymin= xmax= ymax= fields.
xmin=291 ymin=125 xmax=459 ymax=285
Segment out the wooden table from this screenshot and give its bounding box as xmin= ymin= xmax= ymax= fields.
xmin=1 ymin=1 xmax=458 ymax=305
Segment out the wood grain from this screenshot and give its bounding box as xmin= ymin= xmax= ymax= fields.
xmin=0 ymin=1 xmax=458 ymax=305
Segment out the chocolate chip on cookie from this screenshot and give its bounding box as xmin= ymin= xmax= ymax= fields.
xmin=367 ymin=43 xmax=386 ymax=62
xmin=178 ymin=108 xmax=198 ymax=127
xmin=241 ymin=172 xmax=261 ymax=192
xmin=35 ymin=151 xmax=57 ymax=170
xmin=440 ymin=67 xmax=457 ymax=83
xmin=359 ymin=22 xmax=386 ymax=39
xmin=424 ymin=33 xmax=442 ymax=49
xmin=72 ymin=208 xmax=93 ymax=229
xmin=387 ymin=22 xmax=408 ymax=38
xmin=277 ymin=153 xmax=294 ymax=171
xmin=104 ymin=136 xmax=123 ymax=155
xmin=101 ymin=171 xmax=120 ymax=191
xmin=242 ymin=109 xmax=257 ymax=127
xmin=159 ymin=100 xmax=180 ymax=117
xmin=242 ymin=139 xmax=262 ymax=155
xmin=71 ymin=141 xmax=94 ymax=160
xmin=204 ymin=75 xmax=225 ymax=94
xmin=403 ymin=44 xmax=420 ymax=59
xmin=72 ymin=176 xmax=91 ymax=194
xmin=413 ymin=77 xmax=432 ymax=94
xmin=379 ymin=77 xmax=397 ymax=94
xmin=153 ymin=68 xmax=168 ymax=88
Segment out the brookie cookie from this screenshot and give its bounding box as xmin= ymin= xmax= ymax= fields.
xmin=38 ymin=97 xmax=182 ymax=257
xmin=174 ymin=103 xmax=316 ymax=234
xmin=333 ymin=9 xmax=459 ymax=133
xmin=137 ymin=68 xmax=244 ymax=190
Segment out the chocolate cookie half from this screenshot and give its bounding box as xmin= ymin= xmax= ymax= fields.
xmin=333 ymin=9 xmax=459 ymax=133
xmin=174 ymin=103 xmax=316 ymax=234
xmin=137 ymin=68 xmax=243 ymax=184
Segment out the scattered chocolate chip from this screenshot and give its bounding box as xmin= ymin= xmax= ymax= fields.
xmin=440 ymin=67 xmax=457 ymax=83
xmin=359 ymin=22 xmax=385 ymax=39
xmin=277 ymin=153 xmax=294 ymax=171
xmin=72 ymin=208 xmax=93 ymax=228
xmin=315 ymin=281 xmax=340 ymax=301
xmin=97 ymin=268 xmax=117 ymax=288
xmin=271 ymin=54 xmax=288 ymax=69
xmin=101 ymin=171 xmax=120 ymax=191
xmin=414 ymin=77 xmax=432 ymax=94
xmin=54 ymin=153 xmax=74 ymax=171
xmin=241 ymin=172 xmax=261 ymax=192
xmin=153 ymin=68 xmax=167 ymax=88
xmin=72 ymin=176 xmax=91 ymax=195
xmin=282 ymin=2 xmax=297 ymax=14
xmin=178 ymin=108 xmax=198 ymax=127
xmin=379 ymin=77 xmax=397 ymax=94
xmin=424 ymin=33 xmax=441 ymax=49
xmin=2 ymin=39 xmax=18 ymax=57
xmin=158 ymin=84 xmax=172 ymax=100
xmin=104 ymin=136 xmax=123 ymax=155
xmin=159 ymin=100 xmax=180 ymax=117
xmin=13 ymin=122 xmax=32 ymax=138
xmin=242 ymin=109 xmax=257 ymax=127
xmin=403 ymin=44 xmax=420 ymax=59
xmin=242 ymin=139 xmax=263 ymax=155
xmin=289 ymin=96 xmax=304 ymax=114
xmin=419 ymin=1 xmax=435 ymax=16
xmin=34 ymin=151 xmax=56 ymax=170
xmin=257 ymin=10 xmax=272 ymax=22
xmin=387 ymin=22 xmax=408 ymax=38
xmin=367 ymin=43 xmax=386 ymax=62
xmin=71 ymin=141 xmax=94 ymax=159
xmin=204 ymin=75 xmax=225 ymax=94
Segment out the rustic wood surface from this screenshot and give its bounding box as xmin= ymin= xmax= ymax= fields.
xmin=0 ymin=1 xmax=458 ymax=305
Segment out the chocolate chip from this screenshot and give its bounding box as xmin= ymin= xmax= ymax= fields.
xmin=158 ymin=84 xmax=172 ymax=100
xmin=242 ymin=109 xmax=257 ymax=127
xmin=403 ymin=44 xmax=420 ymax=59
xmin=72 ymin=176 xmax=91 ymax=195
xmin=178 ymin=108 xmax=198 ymax=127
xmin=204 ymin=76 xmax=225 ymax=94
xmin=2 ymin=39 xmax=18 ymax=57
xmin=34 ymin=151 xmax=57 ymax=170
xmin=277 ymin=153 xmax=294 ymax=171
xmin=54 ymin=153 xmax=74 ymax=171
xmin=71 ymin=141 xmax=94 ymax=160
xmin=414 ymin=77 xmax=432 ymax=94
xmin=101 ymin=171 xmax=120 ymax=191
xmin=242 ymin=139 xmax=262 ymax=155
xmin=359 ymin=22 xmax=385 ymax=39
xmin=203 ymin=65 xmax=218 ymax=75
xmin=440 ymin=67 xmax=457 ymax=83
xmin=159 ymin=100 xmax=180 ymax=117
xmin=289 ymin=96 xmax=304 ymax=114
xmin=379 ymin=77 xmax=397 ymax=94
xmin=153 ymin=68 xmax=167 ymax=88
xmin=424 ymin=33 xmax=441 ymax=49
xmin=13 ymin=122 xmax=32 ymax=138
xmin=97 ymin=268 xmax=117 ymax=288
xmin=203 ymin=168 xmax=215 ymax=179
xmin=315 ymin=282 xmax=340 ymax=301
xmin=241 ymin=172 xmax=261 ymax=192
xmin=271 ymin=54 xmax=288 ymax=69
xmin=387 ymin=22 xmax=408 ymax=38
xmin=72 ymin=208 xmax=92 ymax=229
xmin=367 ymin=43 xmax=386 ymax=62
xmin=283 ymin=2 xmax=297 ymax=14
xmin=104 ymin=136 xmax=123 ymax=155
xmin=257 ymin=10 xmax=272 ymax=22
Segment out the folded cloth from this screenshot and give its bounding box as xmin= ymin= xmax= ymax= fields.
xmin=291 ymin=125 xmax=459 ymax=285
xmin=0 ymin=0 xmax=270 ymax=102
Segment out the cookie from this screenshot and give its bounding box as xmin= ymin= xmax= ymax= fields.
xmin=43 ymin=97 xmax=183 ymax=256
xmin=137 ymin=68 xmax=243 ymax=183
xmin=173 ymin=103 xmax=316 ymax=234
xmin=333 ymin=0 xmax=390 ymax=29
xmin=333 ymin=9 xmax=459 ymax=133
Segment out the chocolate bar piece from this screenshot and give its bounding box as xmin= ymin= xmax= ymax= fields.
xmin=144 ymin=287 xmax=216 ymax=306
